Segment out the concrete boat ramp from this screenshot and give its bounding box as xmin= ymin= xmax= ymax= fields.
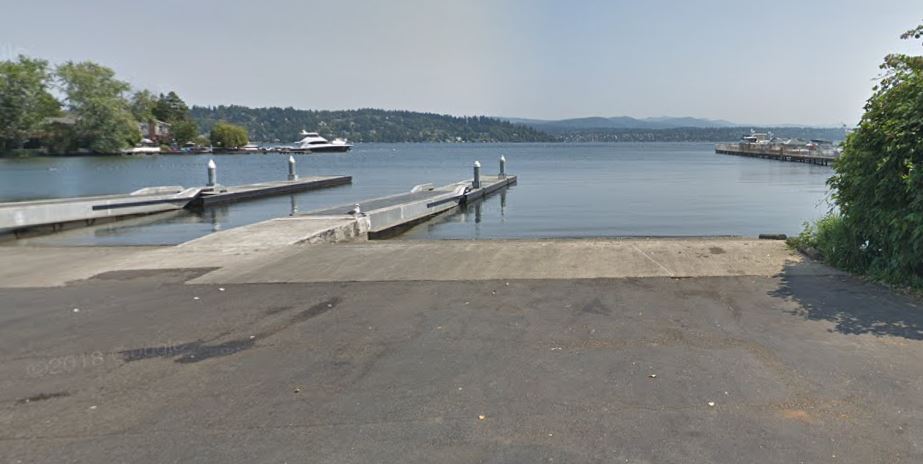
xmin=181 ymin=174 xmax=517 ymax=250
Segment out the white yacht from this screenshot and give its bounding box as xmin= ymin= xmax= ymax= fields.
xmin=292 ymin=130 xmax=352 ymax=153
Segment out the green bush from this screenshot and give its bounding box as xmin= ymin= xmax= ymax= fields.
xmin=795 ymin=23 xmax=923 ymax=289
xmin=791 ymin=214 xmax=866 ymax=269
xmin=209 ymin=121 xmax=248 ymax=149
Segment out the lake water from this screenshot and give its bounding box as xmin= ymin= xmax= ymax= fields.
xmin=0 ymin=143 xmax=834 ymax=245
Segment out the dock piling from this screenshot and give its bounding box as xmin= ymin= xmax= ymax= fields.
xmin=207 ymin=159 xmax=217 ymax=187
xmin=288 ymin=155 xmax=298 ymax=181
xmin=473 ymin=161 xmax=481 ymax=189
xmin=499 ymin=155 xmax=506 ymax=178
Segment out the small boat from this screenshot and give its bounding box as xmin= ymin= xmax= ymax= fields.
xmin=124 ymin=138 xmax=161 ymax=154
xmin=291 ymin=130 xmax=352 ymax=153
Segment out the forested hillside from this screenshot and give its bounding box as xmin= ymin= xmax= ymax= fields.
xmin=190 ymin=106 xmax=556 ymax=143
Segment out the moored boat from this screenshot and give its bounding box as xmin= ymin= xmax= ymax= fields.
xmin=289 ymin=130 xmax=352 ymax=153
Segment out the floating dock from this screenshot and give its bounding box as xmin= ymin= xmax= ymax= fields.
xmin=191 ymin=176 xmax=351 ymax=207
xmin=0 ymin=187 xmax=200 ymax=233
xmin=715 ymin=143 xmax=837 ymax=166
xmin=0 ymin=176 xmax=351 ymax=236
xmin=178 ymin=172 xmax=517 ymax=250
xmin=305 ymin=174 xmax=515 ymax=238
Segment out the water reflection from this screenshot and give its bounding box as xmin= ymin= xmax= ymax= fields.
xmin=289 ymin=194 xmax=299 ymax=216
xmin=401 ymin=186 xmax=512 ymax=240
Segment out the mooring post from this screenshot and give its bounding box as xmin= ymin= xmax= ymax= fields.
xmin=473 ymin=160 xmax=481 ymax=189
xmin=499 ymin=155 xmax=506 ymax=178
xmin=288 ymin=155 xmax=298 ymax=181
xmin=207 ymin=159 xmax=217 ymax=187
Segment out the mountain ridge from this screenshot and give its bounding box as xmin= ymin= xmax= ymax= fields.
xmin=501 ymin=116 xmax=841 ymax=131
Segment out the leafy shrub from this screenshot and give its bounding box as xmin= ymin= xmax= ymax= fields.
xmin=796 ymin=23 xmax=923 ymax=289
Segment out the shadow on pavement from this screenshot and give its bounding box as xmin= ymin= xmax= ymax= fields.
xmin=769 ymin=261 xmax=923 ymax=340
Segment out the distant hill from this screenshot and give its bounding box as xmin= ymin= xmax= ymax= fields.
xmin=553 ymin=127 xmax=848 ymax=143
xmin=503 ymin=115 xmax=740 ymax=132
xmin=501 ymin=115 xmax=846 ymax=142
xmin=189 ymin=107 xmax=845 ymax=144
xmin=190 ymin=106 xmax=556 ymax=143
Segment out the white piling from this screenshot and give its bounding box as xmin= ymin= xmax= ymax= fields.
xmin=473 ymin=161 xmax=481 ymax=189
xmin=288 ymin=155 xmax=298 ymax=181
xmin=207 ymin=159 xmax=217 ymax=187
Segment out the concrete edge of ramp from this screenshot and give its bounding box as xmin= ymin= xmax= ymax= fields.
xmin=0 ymin=239 xmax=848 ymax=288
xmin=177 ymin=216 xmax=370 ymax=251
xmin=184 ymin=239 xmax=841 ymax=285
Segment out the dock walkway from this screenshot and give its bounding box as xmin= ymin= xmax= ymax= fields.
xmin=0 ymin=176 xmax=351 ymax=235
xmin=192 ymin=176 xmax=351 ymax=207
xmin=715 ymin=143 xmax=837 ymax=165
xmin=304 ymin=174 xmax=516 ymax=237
xmin=181 ymin=174 xmax=517 ymax=248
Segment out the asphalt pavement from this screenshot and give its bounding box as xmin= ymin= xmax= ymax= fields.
xmin=1 ymin=250 xmax=921 ymax=463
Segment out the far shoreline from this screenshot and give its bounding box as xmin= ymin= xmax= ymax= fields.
xmin=0 ymin=140 xmax=765 ymax=159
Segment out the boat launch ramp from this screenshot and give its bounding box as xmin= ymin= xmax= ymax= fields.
xmin=179 ymin=173 xmax=516 ymax=250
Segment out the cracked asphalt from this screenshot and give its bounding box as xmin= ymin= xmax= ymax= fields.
xmin=1 ymin=264 xmax=922 ymax=463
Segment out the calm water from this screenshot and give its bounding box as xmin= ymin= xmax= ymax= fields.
xmin=0 ymin=143 xmax=834 ymax=245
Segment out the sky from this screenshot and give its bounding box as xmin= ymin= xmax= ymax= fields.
xmin=2 ymin=0 xmax=921 ymax=126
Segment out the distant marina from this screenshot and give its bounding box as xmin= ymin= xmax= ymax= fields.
xmin=715 ymin=131 xmax=840 ymax=166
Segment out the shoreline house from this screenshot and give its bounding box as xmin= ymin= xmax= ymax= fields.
xmin=139 ymin=119 xmax=171 ymax=144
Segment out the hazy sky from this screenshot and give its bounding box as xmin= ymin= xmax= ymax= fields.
xmin=2 ymin=0 xmax=921 ymax=125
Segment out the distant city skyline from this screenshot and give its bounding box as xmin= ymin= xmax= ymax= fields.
xmin=2 ymin=0 xmax=921 ymax=126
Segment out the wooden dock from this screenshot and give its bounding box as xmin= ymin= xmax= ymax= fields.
xmin=715 ymin=143 xmax=837 ymax=166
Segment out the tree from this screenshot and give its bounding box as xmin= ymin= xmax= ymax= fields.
xmin=0 ymin=55 xmax=60 ymax=152
xmin=129 ymin=89 xmax=157 ymax=123
xmin=816 ymin=21 xmax=923 ymax=286
xmin=56 ymin=61 xmax=139 ymax=153
xmin=209 ymin=121 xmax=248 ymax=148
xmin=171 ymin=119 xmax=199 ymax=145
xmin=153 ymin=91 xmax=189 ymax=123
